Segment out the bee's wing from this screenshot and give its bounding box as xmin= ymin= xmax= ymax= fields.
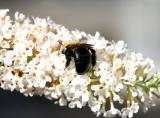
xmin=79 ymin=43 xmax=94 ymax=49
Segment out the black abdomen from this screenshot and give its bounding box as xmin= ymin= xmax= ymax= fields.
xmin=74 ymin=48 xmax=91 ymax=74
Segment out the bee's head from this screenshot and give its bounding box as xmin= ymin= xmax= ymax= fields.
xmin=61 ymin=42 xmax=80 ymax=56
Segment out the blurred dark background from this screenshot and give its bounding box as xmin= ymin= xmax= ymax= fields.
xmin=0 ymin=0 xmax=160 ymax=118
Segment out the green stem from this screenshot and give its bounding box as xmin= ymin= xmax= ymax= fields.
xmin=102 ymin=98 xmax=106 ymax=112
xmin=110 ymin=92 xmax=114 ymax=107
xmin=127 ymin=85 xmax=132 ymax=107
xmin=0 ymin=47 xmax=13 ymax=50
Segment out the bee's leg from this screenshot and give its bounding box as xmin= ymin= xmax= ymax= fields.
xmin=90 ymin=49 xmax=96 ymax=66
xmin=65 ymin=56 xmax=71 ymax=68
xmin=64 ymin=48 xmax=73 ymax=68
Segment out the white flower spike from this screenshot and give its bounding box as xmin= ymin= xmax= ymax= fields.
xmin=0 ymin=9 xmax=160 ymax=118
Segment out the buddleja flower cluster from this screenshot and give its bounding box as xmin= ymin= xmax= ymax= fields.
xmin=0 ymin=9 xmax=160 ymax=118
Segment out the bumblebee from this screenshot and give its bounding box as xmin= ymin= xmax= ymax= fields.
xmin=62 ymin=43 xmax=96 ymax=74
